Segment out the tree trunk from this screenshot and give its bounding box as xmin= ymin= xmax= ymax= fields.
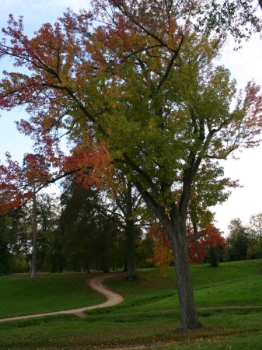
xmin=124 ymin=181 xmax=138 ymax=281
xmin=31 ymin=190 xmax=37 ymax=280
xmin=103 ymin=265 xmax=110 ymax=273
xmin=126 ymin=220 xmax=137 ymax=281
xmin=134 ymin=183 xmax=201 ymax=330
xmin=122 ymin=261 xmax=128 ymax=272
xmin=167 ymin=224 xmax=202 ymax=330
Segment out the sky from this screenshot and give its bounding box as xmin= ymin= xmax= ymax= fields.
xmin=0 ymin=0 xmax=262 ymax=236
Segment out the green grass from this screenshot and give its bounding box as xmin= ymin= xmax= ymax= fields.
xmin=0 ymin=260 xmax=262 ymax=349
xmin=0 ymin=273 xmax=105 ymax=318
xmin=152 ymin=331 xmax=262 ymax=350
xmin=101 ymin=260 xmax=262 ymax=311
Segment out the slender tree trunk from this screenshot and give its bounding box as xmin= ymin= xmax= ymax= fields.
xmin=124 ymin=181 xmax=138 ymax=281
xmin=31 ymin=190 xmax=37 ymax=280
xmin=126 ymin=220 xmax=137 ymax=281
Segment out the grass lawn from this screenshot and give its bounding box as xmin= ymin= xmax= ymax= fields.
xmin=0 ymin=272 xmax=105 ymax=318
xmin=0 ymin=260 xmax=261 ymax=349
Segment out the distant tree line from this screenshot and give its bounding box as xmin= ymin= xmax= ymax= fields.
xmin=224 ymin=215 xmax=262 ymax=261
xmin=1 ymin=174 xmax=261 ymax=276
xmin=0 ymin=177 xmax=153 ymax=276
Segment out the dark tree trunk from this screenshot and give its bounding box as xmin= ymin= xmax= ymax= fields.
xmin=136 ymin=183 xmax=202 ymax=330
xmin=103 ymin=265 xmax=110 ymax=273
xmin=126 ymin=220 xmax=137 ymax=281
xmin=125 ymin=181 xmax=138 ymax=281
xmin=167 ymin=224 xmax=202 ymax=330
xmin=122 ymin=261 xmax=128 ymax=272
xmin=31 ymin=190 xmax=37 ymax=280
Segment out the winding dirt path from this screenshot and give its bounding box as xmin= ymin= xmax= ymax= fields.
xmin=0 ymin=272 xmax=125 ymax=323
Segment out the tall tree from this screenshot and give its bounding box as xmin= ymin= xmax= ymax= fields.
xmin=227 ymin=218 xmax=250 ymax=261
xmin=0 ymin=216 xmax=12 ymax=275
xmin=2 ymin=205 xmax=35 ymax=274
xmin=246 ymin=213 xmax=262 ymax=258
xmin=108 ymin=173 xmax=144 ymax=280
xmin=22 ymin=154 xmax=50 ymax=279
xmin=0 ymin=0 xmax=262 ymax=330
xmin=59 ymin=178 xmax=124 ymax=272
xmin=36 ymin=193 xmax=60 ymax=272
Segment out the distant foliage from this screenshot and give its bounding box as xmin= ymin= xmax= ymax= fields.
xmin=225 ymin=214 xmax=262 ymax=261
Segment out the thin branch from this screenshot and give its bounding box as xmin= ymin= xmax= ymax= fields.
xmin=157 ymin=34 xmax=184 ymax=91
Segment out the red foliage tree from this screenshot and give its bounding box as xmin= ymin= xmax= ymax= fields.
xmin=147 ymin=223 xmax=226 ymax=275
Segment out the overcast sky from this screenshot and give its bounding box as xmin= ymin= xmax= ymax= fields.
xmin=0 ymin=0 xmax=261 ymax=235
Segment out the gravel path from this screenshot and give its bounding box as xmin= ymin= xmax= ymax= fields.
xmin=0 ymin=272 xmax=124 ymax=323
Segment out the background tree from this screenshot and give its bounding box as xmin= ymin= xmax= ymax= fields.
xmin=226 ymin=219 xmax=250 ymax=261
xmin=225 ymin=214 xmax=262 ymax=261
xmin=22 ymin=154 xmax=51 ymax=279
xmin=35 ymin=193 xmax=60 ymax=272
xmin=0 ymin=0 xmax=262 ymax=330
xmin=248 ymin=213 xmax=262 ymax=259
xmin=0 ymin=216 xmax=12 ymax=275
xmin=59 ymin=178 xmax=125 ymax=272
xmin=0 ymin=205 xmax=33 ymax=274
xmin=108 ymin=173 xmax=145 ymax=280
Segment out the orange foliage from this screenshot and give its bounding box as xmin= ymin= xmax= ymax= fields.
xmin=0 ymin=140 xmax=112 ymax=216
xmin=147 ymin=226 xmax=173 ymax=277
xmin=147 ymin=223 xmax=226 ymax=276
xmin=63 ymin=141 xmax=113 ymax=190
xmin=0 ymin=152 xmax=50 ymax=215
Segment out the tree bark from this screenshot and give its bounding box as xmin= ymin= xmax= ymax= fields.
xmin=167 ymin=224 xmax=202 ymax=330
xmin=121 ymin=180 xmax=138 ymax=281
xmin=31 ymin=190 xmax=37 ymax=280
xmin=135 ymin=183 xmax=201 ymax=330
xmin=122 ymin=261 xmax=128 ymax=272
xmin=126 ymin=220 xmax=137 ymax=281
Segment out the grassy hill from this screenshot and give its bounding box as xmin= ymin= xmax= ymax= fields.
xmin=0 ymin=260 xmax=261 ymax=349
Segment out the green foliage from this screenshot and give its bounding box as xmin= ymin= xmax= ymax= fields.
xmin=227 ymin=218 xmax=250 ymax=260
xmin=10 ymin=254 xmax=29 ymax=273
xmin=59 ymin=178 xmax=126 ymax=272
xmin=205 ymin=245 xmax=224 ymax=267
xmin=0 ymin=217 xmax=11 ymax=275
xmin=0 ymin=194 xmax=61 ymax=274
xmin=35 ymin=193 xmax=61 ymax=272
xmin=226 ymin=215 xmax=262 ymax=261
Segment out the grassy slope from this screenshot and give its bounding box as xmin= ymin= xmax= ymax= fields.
xmin=0 ymin=273 xmax=105 ymax=318
xmin=103 ymin=260 xmax=262 ymax=311
xmin=0 ymin=260 xmax=261 ymax=349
